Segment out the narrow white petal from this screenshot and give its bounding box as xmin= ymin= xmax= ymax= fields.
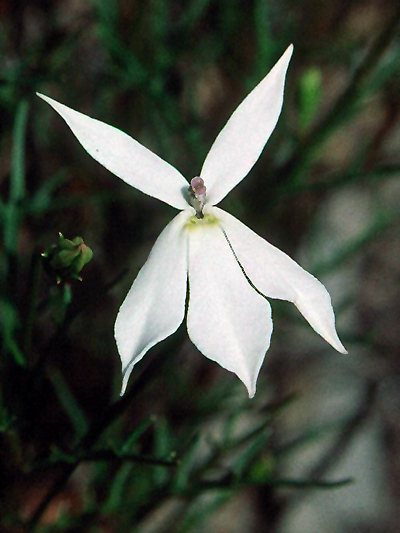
xmin=215 ymin=208 xmax=347 ymax=354
xmin=37 ymin=93 xmax=189 ymax=209
xmin=115 ymin=211 xmax=189 ymax=394
xmin=200 ymin=45 xmax=293 ymax=206
xmin=186 ymin=217 xmax=272 ymax=397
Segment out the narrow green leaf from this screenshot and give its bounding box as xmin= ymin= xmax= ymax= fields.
xmin=0 ymin=298 xmax=26 ymax=366
xmin=121 ymin=417 xmax=156 ymax=452
xmin=4 ymin=99 xmax=29 ymax=254
xmin=298 ymin=67 xmax=322 ymax=131
xmin=50 ymin=369 xmax=89 ymax=440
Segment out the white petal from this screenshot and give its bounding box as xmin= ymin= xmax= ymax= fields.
xmin=215 ymin=208 xmax=347 ymax=354
xmin=115 ymin=211 xmax=189 ymax=394
xmin=200 ymin=45 xmax=293 ymax=206
xmin=186 ymin=216 xmax=272 ymax=397
xmin=37 ymin=93 xmax=189 ymax=209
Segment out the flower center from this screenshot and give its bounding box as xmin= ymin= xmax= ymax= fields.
xmin=188 ymin=176 xmax=206 ymax=219
xmin=184 ymin=213 xmax=218 ymax=230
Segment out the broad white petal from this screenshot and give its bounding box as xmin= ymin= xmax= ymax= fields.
xmin=186 ymin=217 xmax=272 ymax=397
xmin=37 ymin=93 xmax=189 ymax=209
xmin=200 ymin=45 xmax=293 ymax=206
xmin=115 ymin=210 xmax=189 ymax=394
xmin=215 ymin=208 xmax=347 ymax=354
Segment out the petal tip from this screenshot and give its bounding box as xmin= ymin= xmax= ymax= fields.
xmin=244 ymin=376 xmax=257 ymax=399
xmin=120 ymin=365 xmax=130 ymax=396
xmin=248 ymin=388 xmax=256 ymax=399
xmin=330 ymin=337 xmax=348 ymax=355
xmin=36 ymin=92 xmax=50 ymax=102
xmin=281 ymin=44 xmax=294 ymax=64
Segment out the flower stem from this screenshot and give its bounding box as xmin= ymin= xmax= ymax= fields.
xmin=22 ymin=250 xmax=42 ymax=362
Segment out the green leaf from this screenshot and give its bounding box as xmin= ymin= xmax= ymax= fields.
xmin=50 ymin=369 xmax=89 ymax=441
xmin=298 ymin=67 xmax=322 ymax=131
xmin=0 ymin=298 xmax=26 ymax=366
xmin=4 ymin=100 xmax=29 ymax=255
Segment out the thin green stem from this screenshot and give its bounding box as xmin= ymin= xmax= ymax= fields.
xmin=22 ymin=251 xmax=42 ymax=361
xmin=39 ymin=448 xmax=178 ymax=468
xmin=194 ymin=475 xmax=353 ymax=492
xmin=4 ymin=100 xmax=29 ymax=259
xmin=1 ymin=99 xmax=29 ymax=367
xmin=25 ymin=346 xmax=172 ymax=530
xmin=31 ymin=267 xmax=128 ymax=380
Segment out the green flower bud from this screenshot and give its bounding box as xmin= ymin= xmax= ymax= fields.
xmin=42 ymin=233 xmax=93 ymax=283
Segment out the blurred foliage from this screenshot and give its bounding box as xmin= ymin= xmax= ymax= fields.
xmin=1 ymin=0 xmax=400 ymax=531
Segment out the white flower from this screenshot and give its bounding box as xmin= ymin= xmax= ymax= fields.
xmin=37 ymin=45 xmax=347 ymax=398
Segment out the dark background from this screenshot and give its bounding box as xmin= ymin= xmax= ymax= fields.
xmin=1 ymin=0 xmax=400 ymax=531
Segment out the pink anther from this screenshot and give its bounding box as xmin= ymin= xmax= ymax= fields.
xmin=191 ymin=177 xmax=206 ymax=196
